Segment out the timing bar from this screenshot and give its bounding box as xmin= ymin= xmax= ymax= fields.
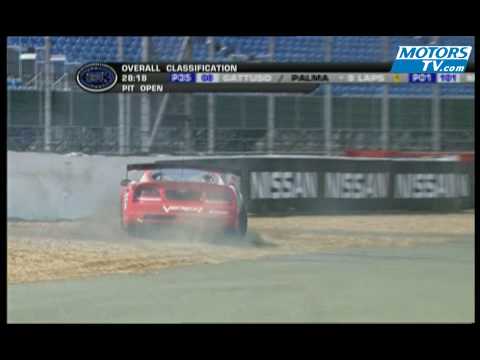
xmin=109 ymin=62 xmax=476 ymax=73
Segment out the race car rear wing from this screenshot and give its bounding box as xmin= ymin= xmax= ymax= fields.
xmin=125 ymin=161 xmax=243 ymax=177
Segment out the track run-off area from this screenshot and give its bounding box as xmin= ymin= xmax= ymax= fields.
xmin=7 ymin=211 xmax=474 ymax=322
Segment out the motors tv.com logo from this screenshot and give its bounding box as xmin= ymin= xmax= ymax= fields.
xmin=391 ymin=46 xmax=472 ymax=73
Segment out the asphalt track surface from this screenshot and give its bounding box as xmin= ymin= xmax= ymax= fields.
xmin=8 ymin=239 xmax=474 ymax=323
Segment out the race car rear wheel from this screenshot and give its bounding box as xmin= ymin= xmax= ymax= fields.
xmin=125 ymin=223 xmax=139 ymax=237
xmin=238 ymin=208 xmax=248 ymax=237
xmin=226 ymin=207 xmax=247 ymax=238
xmin=121 ymin=206 xmax=139 ymax=237
xmin=122 ymin=221 xmax=140 ymax=237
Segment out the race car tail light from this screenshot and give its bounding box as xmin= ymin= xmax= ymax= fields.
xmin=133 ymin=186 xmax=162 ymax=201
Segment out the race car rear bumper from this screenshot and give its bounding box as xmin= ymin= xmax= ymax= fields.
xmin=125 ymin=211 xmax=236 ymax=229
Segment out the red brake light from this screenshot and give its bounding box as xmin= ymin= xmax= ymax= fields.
xmin=134 ymin=187 xmax=161 ymax=200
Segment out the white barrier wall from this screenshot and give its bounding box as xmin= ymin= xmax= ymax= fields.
xmin=8 ymin=151 xmax=474 ymax=220
xmin=7 ymin=151 xmax=169 ymax=220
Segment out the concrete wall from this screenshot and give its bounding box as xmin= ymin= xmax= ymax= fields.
xmin=8 ymin=151 xmax=474 ymax=220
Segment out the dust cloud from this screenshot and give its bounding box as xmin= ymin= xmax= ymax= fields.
xmin=8 ymin=210 xmax=474 ymax=284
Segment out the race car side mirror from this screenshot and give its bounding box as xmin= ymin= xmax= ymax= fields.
xmin=120 ymin=179 xmax=131 ymax=186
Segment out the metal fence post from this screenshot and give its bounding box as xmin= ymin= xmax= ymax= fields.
xmin=267 ymin=36 xmax=275 ymax=154
xmin=267 ymin=96 xmax=275 ymax=153
xmin=140 ymin=36 xmax=150 ymax=153
xmin=207 ymin=93 xmax=215 ymax=154
xmin=381 ymin=86 xmax=390 ymax=150
xmin=69 ymin=90 xmax=74 ymax=126
xmin=38 ymin=81 xmax=44 ymax=126
xmin=44 ymin=36 xmax=52 ymax=152
xmin=432 ymin=84 xmax=441 ymax=151
xmin=7 ymin=89 xmax=11 ymax=127
xmin=323 ymin=86 xmax=332 ymax=155
xmin=98 ymin=94 xmax=104 ymax=152
xmin=207 ymin=36 xmax=215 ymax=154
xmin=117 ymin=37 xmax=125 ymax=155
xmin=125 ymin=94 xmax=131 ymax=154
xmin=184 ymin=37 xmax=193 ymax=153
xmin=323 ymin=36 xmax=333 ymax=155
xmin=381 ymin=36 xmax=390 ymax=150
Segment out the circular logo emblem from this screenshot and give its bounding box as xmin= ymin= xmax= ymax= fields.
xmin=75 ymin=63 xmax=118 ymax=93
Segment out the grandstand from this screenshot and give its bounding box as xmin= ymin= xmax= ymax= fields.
xmin=6 ymin=35 xmax=475 ymax=62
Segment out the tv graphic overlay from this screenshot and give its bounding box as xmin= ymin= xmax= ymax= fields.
xmin=74 ymin=61 xmax=475 ymax=94
xmin=75 ymin=63 xmax=119 ymax=93
xmin=391 ymin=46 xmax=472 ymax=73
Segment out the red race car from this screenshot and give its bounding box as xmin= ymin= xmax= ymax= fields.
xmin=120 ymin=162 xmax=247 ymax=238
